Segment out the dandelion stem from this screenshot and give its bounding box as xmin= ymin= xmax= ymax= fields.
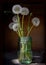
xmin=22 ymin=15 xmax=24 ymax=36
xmin=27 ymin=13 xmax=32 ymax=33
xmin=17 ymin=14 xmax=22 ymax=37
xmin=27 ymin=25 xmax=34 ymax=36
xmin=27 ymin=16 xmax=30 ymax=32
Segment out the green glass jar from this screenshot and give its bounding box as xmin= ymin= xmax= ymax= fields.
xmin=18 ymin=36 xmax=32 ymax=64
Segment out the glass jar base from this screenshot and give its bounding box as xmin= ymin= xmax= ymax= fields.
xmin=20 ymin=60 xmax=32 ymax=64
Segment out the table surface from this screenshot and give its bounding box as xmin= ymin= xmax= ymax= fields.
xmin=4 ymin=51 xmax=45 ymax=65
xmin=19 ymin=63 xmax=45 ymax=65
xmin=11 ymin=59 xmax=45 ymax=65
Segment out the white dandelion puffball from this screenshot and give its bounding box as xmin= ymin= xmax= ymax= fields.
xmin=12 ymin=4 xmax=22 ymax=14
xmin=12 ymin=23 xmax=20 ymax=31
xmin=9 ymin=22 xmax=15 ymax=29
xmin=32 ymin=17 xmax=40 ymax=27
xmin=21 ymin=7 xmax=29 ymax=15
xmin=11 ymin=59 xmax=20 ymax=64
xmin=12 ymin=15 xmax=18 ymax=23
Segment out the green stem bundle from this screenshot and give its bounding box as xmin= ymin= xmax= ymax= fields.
xmin=16 ymin=13 xmax=33 ymax=37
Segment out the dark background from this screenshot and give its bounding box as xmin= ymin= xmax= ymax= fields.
xmin=0 ymin=0 xmax=46 ymax=65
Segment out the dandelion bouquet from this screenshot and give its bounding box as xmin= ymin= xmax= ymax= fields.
xmin=9 ymin=4 xmax=40 ymax=64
